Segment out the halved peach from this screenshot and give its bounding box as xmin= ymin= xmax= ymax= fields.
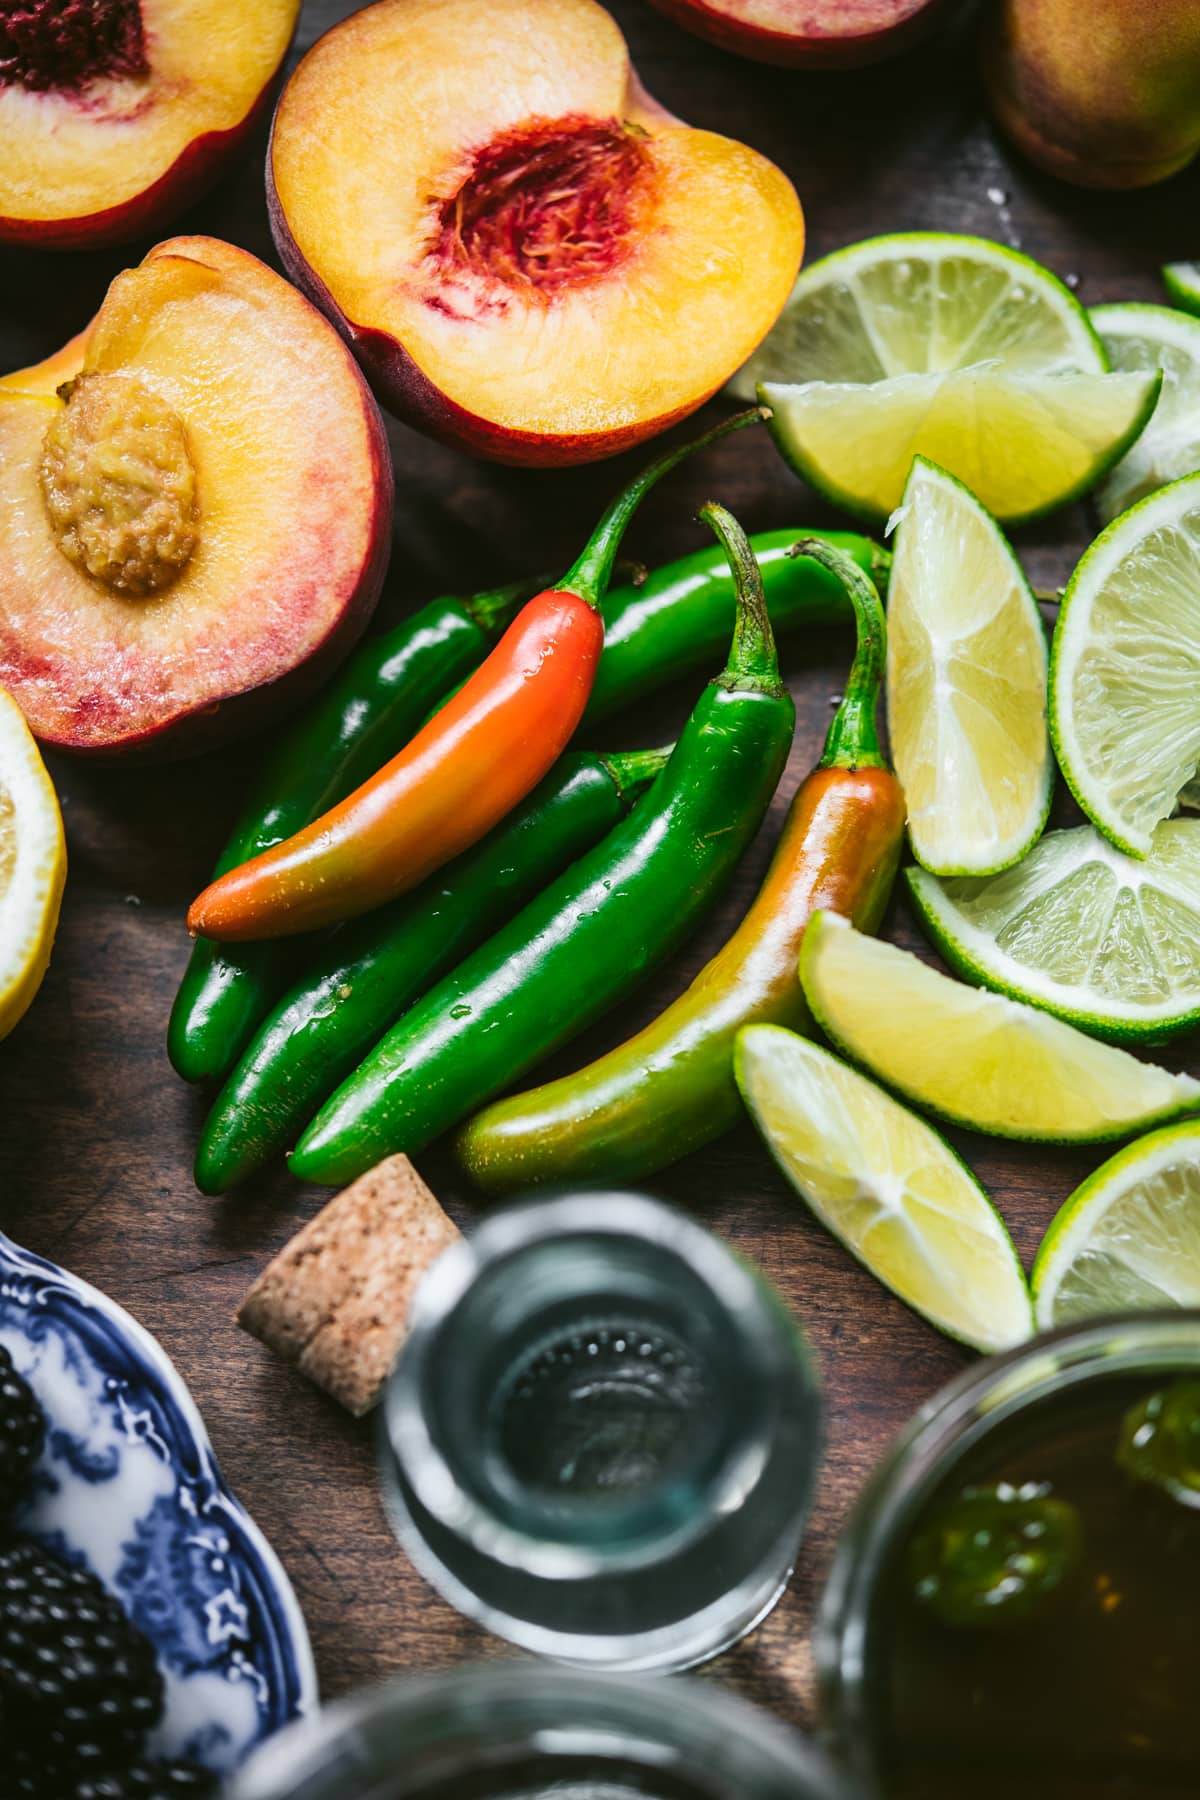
xmin=268 ymin=0 xmax=804 ymax=466
xmin=0 ymin=0 xmax=300 ymax=250
xmin=646 ymin=0 xmax=949 ymax=67
xmin=0 ymin=237 xmax=392 ymax=756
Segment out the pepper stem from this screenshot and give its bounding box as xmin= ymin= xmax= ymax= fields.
xmin=559 ymin=407 xmax=769 ymax=606
xmin=460 ymin=556 xmax=651 ymax=642
xmin=599 ymin=744 xmax=674 ymax=805
xmin=789 ymin=537 xmax=888 ymax=771
xmin=702 ymin=501 xmax=785 ymax=697
xmin=462 ymin=573 xmax=555 ymax=638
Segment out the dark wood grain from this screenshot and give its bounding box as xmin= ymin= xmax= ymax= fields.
xmin=1 ymin=0 xmax=1197 ymax=1738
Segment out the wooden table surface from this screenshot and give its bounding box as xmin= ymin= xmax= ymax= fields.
xmin=1 ymin=0 xmax=1197 ymax=1745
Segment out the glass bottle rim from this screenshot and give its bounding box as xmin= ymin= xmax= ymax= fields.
xmin=229 ymin=1662 xmax=860 ymax=1800
xmin=380 ymin=1189 xmax=806 ymax=1582
xmin=816 ymin=1309 xmax=1200 ymax=1779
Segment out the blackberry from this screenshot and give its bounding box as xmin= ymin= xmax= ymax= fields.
xmin=0 ymin=1538 xmax=163 ymax=1753
xmin=8 ymin=1747 xmax=215 ymax=1800
xmin=0 ymin=1347 xmax=45 ymax=1514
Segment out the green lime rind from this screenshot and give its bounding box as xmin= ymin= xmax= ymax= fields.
xmin=1163 ymin=262 xmax=1200 ymax=317
xmin=731 ymin=231 xmax=1108 ymax=400
xmin=1091 ymin=301 xmax=1200 ymax=522
xmin=888 ymin=457 xmax=1053 ymax=878
xmin=1049 ymin=469 xmax=1200 ymax=860
xmin=798 ymin=911 xmax=1200 ymax=1147
xmin=905 ymin=819 xmax=1200 ymax=1047
xmin=759 ymin=367 xmax=1160 ymax=529
xmin=735 ymin=1022 xmax=1033 ymax=1354
xmin=1031 ymin=1118 xmax=1200 ymax=1328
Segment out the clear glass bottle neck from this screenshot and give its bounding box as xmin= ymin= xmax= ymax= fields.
xmin=387 ymin=1192 xmax=803 ymax=1575
xmin=378 ymin=1192 xmax=821 ymax=1671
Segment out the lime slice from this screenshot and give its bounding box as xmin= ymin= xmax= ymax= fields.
xmin=735 ymin=1023 xmax=1033 ymax=1352
xmin=1092 ymin=303 xmax=1200 ymax=521
xmin=907 ymin=819 xmax=1200 ymax=1044
xmin=761 ymin=365 xmax=1160 ymax=525
xmin=886 ymin=457 xmax=1051 ymax=876
xmin=1163 ymin=261 xmax=1200 ymax=317
xmin=731 ymin=232 xmax=1105 ymax=398
xmin=1032 ymin=1120 xmax=1200 ymax=1326
xmin=1050 ymin=470 xmax=1200 ymax=857
xmin=799 ymin=910 xmax=1200 ymax=1143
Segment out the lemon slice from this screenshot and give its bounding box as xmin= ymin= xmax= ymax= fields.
xmin=1163 ymin=261 xmax=1200 ymax=316
xmin=736 ymin=1023 xmax=1032 ymax=1352
xmin=886 ymin=457 xmax=1051 ymax=876
xmin=0 ymin=686 xmax=66 ymax=1039
xmin=1092 ymin=303 xmax=1200 ymax=521
xmin=1032 ymin=1120 xmax=1200 ymax=1326
xmin=908 ymin=820 xmax=1200 ymax=1045
xmin=761 ymin=365 xmax=1160 ymax=525
xmin=799 ymin=911 xmax=1200 ymax=1144
xmin=1050 ymin=470 xmax=1200 ymax=857
xmin=731 ymin=232 xmax=1105 ymax=396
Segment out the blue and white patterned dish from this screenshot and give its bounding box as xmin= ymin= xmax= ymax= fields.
xmin=0 ymin=1230 xmax=317 ymax=1777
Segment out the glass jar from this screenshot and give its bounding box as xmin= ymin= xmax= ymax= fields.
xmin=818 ymin=1312 xmax=1200 ymax=1800
xmin=377 ymin=1190 xmax=821 ymax=1671
xmin=229 ymin=1664 xmax=863 ymax=1800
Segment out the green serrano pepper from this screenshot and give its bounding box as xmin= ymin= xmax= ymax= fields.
xmin=456 ymin=540 xmax=903 ymax=1192
xmin=191 ymin=746 xmax=668 ymax=1195
xmin=425 ymin=529 xmax=888 ymax=729
xmin=168 ymin=578 xmax=539 ymax=1084
xmin=585 ymin=527 xmax=888 ymax=722
xmin=289 ymin=503 xmax=796 ymax=1188
xmin=170 ymin=528 xmax=883 ymax=1084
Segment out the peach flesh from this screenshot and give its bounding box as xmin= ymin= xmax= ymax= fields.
xmin=0 ymin=0 xmax=299 ymax=250
xmin=0 ymin=238 xmax=393 ymax=757
xmin=268 ymin=0 xmax=803 ymax=466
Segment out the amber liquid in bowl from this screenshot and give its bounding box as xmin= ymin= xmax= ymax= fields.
xmin=871 ymin=1372 xmax=1200 ymax=1799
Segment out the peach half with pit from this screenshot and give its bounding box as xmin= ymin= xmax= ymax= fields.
xmin=0 ymin=237 xmax=393 ymax=756
xmin=267 ymin=0 xmax=805 ymax=466
xmin=0 ymin=0 xmax=300 ymax=250
xmin=645 ymin=0 xmax=950 ymax=68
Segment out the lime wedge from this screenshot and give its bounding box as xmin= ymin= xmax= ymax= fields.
xmin=731 ymin=232 xmax=1105 ymax=398
xmin=799 ymin=910 xmax=1200 ymax=1143
xmin=1050 ymin=470 xmax=1200 ymax=856
xmin=907 ymin=819 xmax=1200 ymax=1044
xmin=736 ymin=1023 xmax=1033 ymax=1352
xmin=1163 ymin=261 xmax=1200 ymax=317
xmin=886 ymin=457 xmax=1051 ymax=876
xmin=1032 ymin=1120 xmax=1200 ymax=1326
xmin=761 ymin=365 xmax=1160 ymax=525
xmin=1092 ymin=303 xmax=1200 ymax=521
